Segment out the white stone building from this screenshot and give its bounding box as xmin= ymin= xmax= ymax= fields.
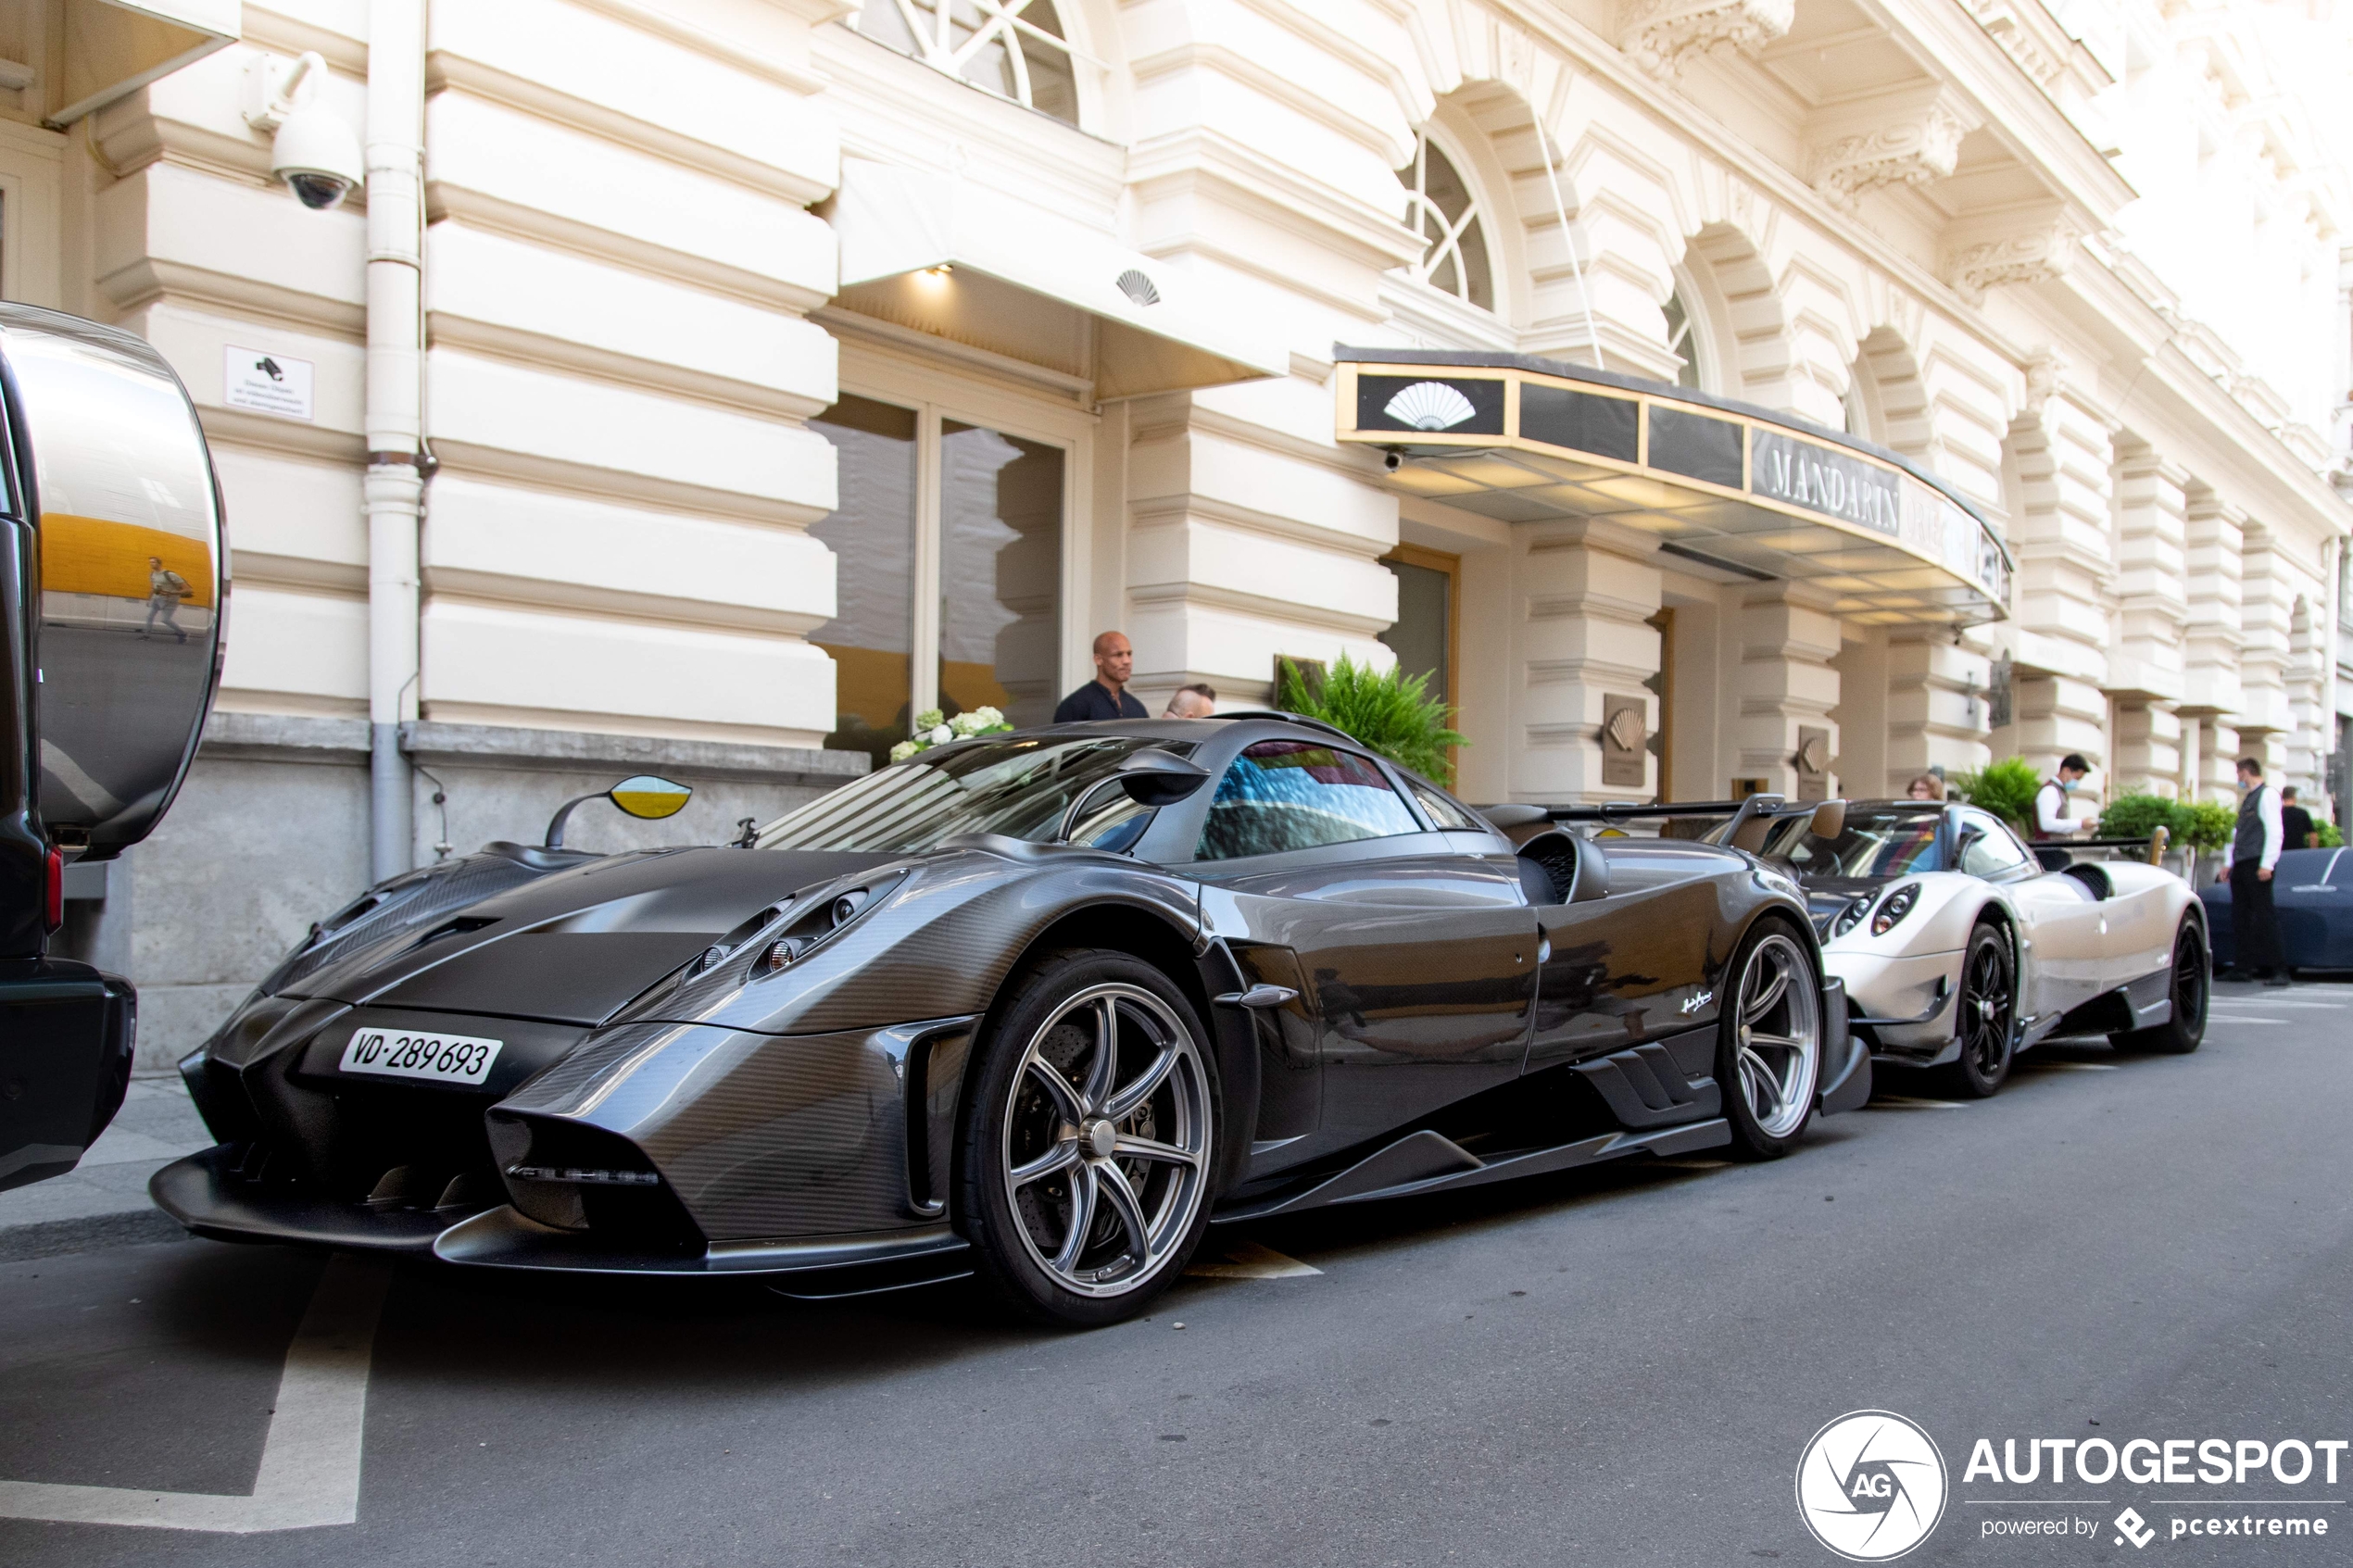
xmin=2 ymin=0 xmax=2347 ymax=1067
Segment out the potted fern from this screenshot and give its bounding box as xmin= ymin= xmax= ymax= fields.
xmin=1276 ymin=655 xmax=1467 ymax=787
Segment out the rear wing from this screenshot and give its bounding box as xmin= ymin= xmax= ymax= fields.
xmin=1479 ymin=794 xmax=1847 ymax=855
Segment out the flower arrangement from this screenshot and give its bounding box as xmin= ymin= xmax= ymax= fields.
xmin=888 ymin=705 xmax=1011 ymax=764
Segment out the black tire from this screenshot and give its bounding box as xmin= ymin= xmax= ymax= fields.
xmin=955 ymin=948 xmax=1220 ymax=1327
xmin=1718 ymin=916 xmax=1824 ymax=1160
xmin=2112 ymin=918 xmax=2208 ymax=1055
xmin=1933 ymin=923 xmax=2016 ymax=1098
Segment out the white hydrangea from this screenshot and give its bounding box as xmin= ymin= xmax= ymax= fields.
xmin=887 ymin=739 xmax=919 ymax=763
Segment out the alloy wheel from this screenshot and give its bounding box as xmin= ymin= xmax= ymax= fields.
xmin=2172 ymin=923 xmax=2208 ymax=1035
xmin=1732 ymin=932 xmax=1820 ymax=1140
xmin=1959 ymin=935 xmax=2013 ymax=1080
xmin=999 ymin=983 xmax=1211 ymax=1298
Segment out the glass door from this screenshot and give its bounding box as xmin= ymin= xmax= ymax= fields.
xmin=808 ymin=390 xmax=1068 ymax=769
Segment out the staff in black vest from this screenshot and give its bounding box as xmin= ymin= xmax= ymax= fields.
xmin=2032 ymin=754 xmax=2099 ymax=839
xmin=1054 ymin=631 xmax=1148 ymax=722
xmin=2225 ymin=756 xmax=2289 ymax=986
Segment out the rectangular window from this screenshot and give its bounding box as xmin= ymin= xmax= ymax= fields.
xmin=939 ymin=420 xmax=1063 ymax=729
xmin=809 ymin=394 xmax=1067 ymax=766
xmin=810 ymin=395 xmax=919 ymax=771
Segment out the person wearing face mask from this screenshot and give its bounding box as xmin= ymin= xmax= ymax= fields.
xmin=2033 ymin=754 xmax=2099 ymax=839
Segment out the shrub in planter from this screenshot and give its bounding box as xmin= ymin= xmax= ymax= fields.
xmin=1277 ymin=655 xmax=1467 ymax=786
xmin=1948 ymin=757 xmax=2042 ymax=832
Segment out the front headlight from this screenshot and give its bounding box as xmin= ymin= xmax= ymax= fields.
xmin=1831 ymin=896 xmax=1873 ymax=938
xmin=1871 ymin=882 xmax=1920 ymax=937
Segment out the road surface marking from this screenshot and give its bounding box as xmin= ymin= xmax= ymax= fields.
xmin=0 ymin=1252 xmax=387 ymax=1533
xmin=1869 ymin=1096 xmax=1969 ymax=1110
xmin=1187 ymin=1241 xmax=1321 ymax=1279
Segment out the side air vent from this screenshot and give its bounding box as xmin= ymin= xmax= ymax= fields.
xmin=1518 ymin=836 xmax=1579 ymax=904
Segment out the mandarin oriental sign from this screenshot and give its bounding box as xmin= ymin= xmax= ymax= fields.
xmin=1751 ymin=430 xmax=1901 ymax=537
xmin=1332 ymin=351 xmax=2015 ymax=628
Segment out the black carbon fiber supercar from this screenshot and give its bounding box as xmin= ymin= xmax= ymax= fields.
xmin=157 ymin=715 xmax=1870 ymax=1325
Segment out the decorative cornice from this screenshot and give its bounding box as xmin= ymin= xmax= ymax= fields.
xmin=1810 ymin=102 xmax=1969 ymax=208
xmin=1946 ymin=219 xmax=2080 ymax=304
xmin=1617 ymin=0 xmax=1793 ymax=80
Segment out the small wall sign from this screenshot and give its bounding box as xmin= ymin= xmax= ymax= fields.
xmin=223 ymin=346 xmax=314 ymax=420
xmin=1601 ymin=694 xmax=1647 ymax=788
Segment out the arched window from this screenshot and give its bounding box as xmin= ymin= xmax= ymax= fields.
xmin=1661 ymin=290 xmax=1703 ymax=390
xmin=1396 ymin=132 xmax=1494 ymax=312
xmin=856 ymin=0 xmax=1080 ymax=126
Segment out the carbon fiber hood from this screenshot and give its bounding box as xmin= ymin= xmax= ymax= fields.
xmin=271 ymin=847 xmax=902 ymax=1026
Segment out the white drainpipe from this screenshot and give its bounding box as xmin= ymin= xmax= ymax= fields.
xmin=365 ymin=0 xmax=425 ymax=884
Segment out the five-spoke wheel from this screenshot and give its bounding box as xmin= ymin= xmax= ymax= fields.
xmin=960 ymin=950 xmax=1218 ymax=1325
xmin=1719 ymin=921 xmax=1822 ymax=1158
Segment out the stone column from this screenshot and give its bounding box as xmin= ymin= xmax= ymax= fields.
xmin=2181 ymin=488 xmax=2246 ymax=802
xmin=1507 ymin=520 xmax=1663 ymax=802
xmin=2001 ymin=375 xmax=2115 ymax=786
xmin=2237 ymin=521 xmax=2292 ymax=775
xmin=1884 ymin=630 xmax=1992 ymax=790
xmin=1734 ymin=583 xmax=1842 ymax=797
xmin=1124 ymin=395 xmax=1400 ymax=706
xmin=2107 ymin=444 xmax=2190 ymax=795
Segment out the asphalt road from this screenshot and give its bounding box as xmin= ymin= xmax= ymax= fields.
xmin=3 ymin=980 xmax=2348 ymax=1566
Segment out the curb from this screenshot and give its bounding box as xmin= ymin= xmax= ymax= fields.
xmin=0 ymin=1207 xmax=188 ymax=1263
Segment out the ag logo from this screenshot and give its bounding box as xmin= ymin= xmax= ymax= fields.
xmin=1795 ymin=1410 xmax=1948 ymax=1562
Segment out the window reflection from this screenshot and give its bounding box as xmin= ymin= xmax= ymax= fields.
xmin=940 ymin=420 xmax=1062 ymax=730
xmin=810 ymin=395 xmax=918 ymax=771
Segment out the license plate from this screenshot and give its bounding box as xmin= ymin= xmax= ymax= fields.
xmin=338 ymin=1027 xmax=503 ymax=1085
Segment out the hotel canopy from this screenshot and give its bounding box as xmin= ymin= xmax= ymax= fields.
xmin=1338 ymin=349 xmax=2013 ymax=628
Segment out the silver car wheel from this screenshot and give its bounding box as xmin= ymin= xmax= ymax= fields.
xmin=1734 ymin=932 xmax=1820 ymax=1140
xmin=1000 ymin=983 xmax=1211 ymax=1299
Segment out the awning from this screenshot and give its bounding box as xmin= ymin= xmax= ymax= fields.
xmin=1338 ymin=349 xmax=2013 ymax=626
xmin=834 ymin=157 xmax=1288 ymax=400
xmin=5 ymin=0 xmax=240 ymax=127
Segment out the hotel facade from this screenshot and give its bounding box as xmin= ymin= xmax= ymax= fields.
xmin=3 ymin=0 xmax=2347 ymax=1066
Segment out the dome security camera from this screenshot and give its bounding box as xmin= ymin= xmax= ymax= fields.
xmin=243 ymin=52 xmax=363 ymax=211
xmin=272 ymin=102 xmax=364 ymax=209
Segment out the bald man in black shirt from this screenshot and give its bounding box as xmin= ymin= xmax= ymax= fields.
xmin=1055 ymin=631 xmax=1148 ymax=722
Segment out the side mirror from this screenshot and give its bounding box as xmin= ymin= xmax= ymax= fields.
xmin=1809 ymin=799 xmax=1847 ymax=840
xmin=1114 ymin=748 xmax=1213 ymax=807
xmin=545 ymin=775 xmax=693 ymax=847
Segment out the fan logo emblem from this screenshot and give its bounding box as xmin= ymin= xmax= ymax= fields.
xmin=1795 ymin=1410 xmax=1948 ymax=1562
xmin=1382 ymin=380 xmax=1478 ymax=432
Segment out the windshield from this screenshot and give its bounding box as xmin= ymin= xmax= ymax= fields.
xmin=754 ymin=736 xmax=1189 ymax=853
xmin=1762 ymin=805 xmax=1944 ymax=879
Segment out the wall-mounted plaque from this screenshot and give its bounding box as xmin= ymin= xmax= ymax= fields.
xmin=1601 ymin=694 xmax=1647 ymax=788
xmin=1794 ymin=725 xmax=1831 ymax=802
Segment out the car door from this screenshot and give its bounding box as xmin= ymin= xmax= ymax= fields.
xmin=1189 ymin=739 xmax=1538 ymax=1166
xmin=1971 ymin=811 xmax=2105 ymax=1019
xmin=2273 ymin=848 xmax=2343 ymax=969
xmin=1524 ymin=840 xmax=1725 ymax=1073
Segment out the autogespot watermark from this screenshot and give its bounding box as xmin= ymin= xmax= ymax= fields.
xmin=1797 ymin=1413 xmax=2346 ymax=1556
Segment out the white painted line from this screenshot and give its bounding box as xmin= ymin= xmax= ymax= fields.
xmin=1869 ymin=1096 xmax=1969 ymax=1110
xmin=2207 ymin=1017 xmax=2284 ymax=1026
xmin=1187 ymin=1240 xmax=1322 ymax=1279
xmin=0 ymin=1252 xmax=388 ymax=1533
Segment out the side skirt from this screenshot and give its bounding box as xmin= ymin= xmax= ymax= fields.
xmin=1213 ymin=1119 xmax=1733 ymax=1223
